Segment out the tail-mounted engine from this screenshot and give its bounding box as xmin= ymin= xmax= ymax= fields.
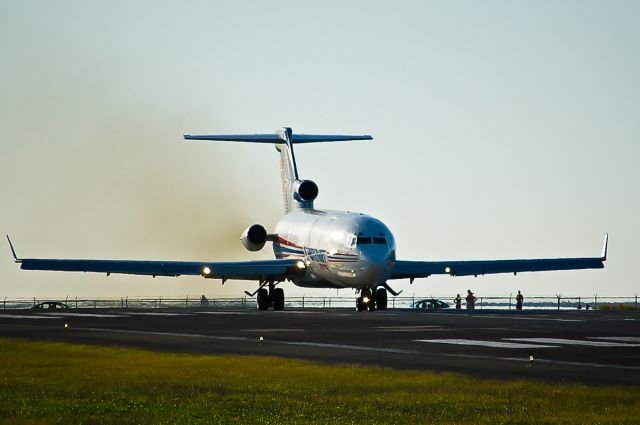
xmin=292 ymin=179 xmax=319 ymax=205
xmin=240 ymin=224 xmax=268 ymax=251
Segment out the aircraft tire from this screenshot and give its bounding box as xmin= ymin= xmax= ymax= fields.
xmin=376 ymin=288 xmax=388 ymax=310
xmin=273 ymin=287 xmax=285 ymax=310
xmin=257 ymin=288 xmax=270 ymax=310
xmin=356 ymin=297 xmax=365 ymax=311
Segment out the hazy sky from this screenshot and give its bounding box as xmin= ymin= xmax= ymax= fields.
xmin=1 ymin=0 xmax=638 ymax=299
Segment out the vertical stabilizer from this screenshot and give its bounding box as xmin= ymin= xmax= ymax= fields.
xmin=276 ymin=142 xmax=296 ymax=213
xmin=183 ymin=127 xmax=372 ymax=214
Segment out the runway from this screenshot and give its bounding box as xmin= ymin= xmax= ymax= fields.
xmin=1 ymin=308 xmax=639 ymax=386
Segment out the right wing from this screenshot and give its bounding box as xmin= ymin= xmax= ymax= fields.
xmin=390 ymin=234 xmax=608 ymax=279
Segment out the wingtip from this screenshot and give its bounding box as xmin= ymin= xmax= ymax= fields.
xmin=6 ymin=234 xmax=21 ymax=263
xmin=601 ymin=233 xmax=608 ymax=261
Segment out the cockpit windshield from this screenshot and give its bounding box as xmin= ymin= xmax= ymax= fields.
xmin=355 ymin=235 xmax=387 ymax=246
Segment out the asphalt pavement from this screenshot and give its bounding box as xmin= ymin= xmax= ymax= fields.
xmin=1 ymin=307 xmax=638 ymax=386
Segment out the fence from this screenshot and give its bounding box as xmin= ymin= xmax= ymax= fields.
xmin=2 ymin=294 xmax=639 ymax=310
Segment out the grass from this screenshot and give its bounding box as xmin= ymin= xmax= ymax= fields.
xmin=0 ymin=338 xmax=638 ymax=424
xmin=597 ymin=303 xmax=640 ymax=311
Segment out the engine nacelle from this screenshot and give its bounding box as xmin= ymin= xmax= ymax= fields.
xmin=240 ymin=224 xmax=268 ymax=252
xmin=293 ymin=179 xmax=319 ymax=202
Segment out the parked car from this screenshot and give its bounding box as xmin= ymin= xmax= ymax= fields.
xmin=31 ymin=301 xmax=69 ymax=310
xmin=412 ymin=299 xmax=450 ymax=310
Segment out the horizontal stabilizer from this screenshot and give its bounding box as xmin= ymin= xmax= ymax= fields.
xmin=184 ymin=127 xmax=372 ymax=144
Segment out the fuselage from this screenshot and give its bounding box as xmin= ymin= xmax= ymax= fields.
xmin=272 ymin=209 xmax=396 ymax=289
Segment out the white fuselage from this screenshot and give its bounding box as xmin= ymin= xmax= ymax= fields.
xmin=272 ymin=209 xmax=396 ymax=288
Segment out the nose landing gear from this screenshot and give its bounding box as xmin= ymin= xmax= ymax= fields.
xmin=356 ymin=287 xmax=388 ymax=311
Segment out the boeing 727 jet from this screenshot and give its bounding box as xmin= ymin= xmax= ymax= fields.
xmin=7 ymin=127 xmax=607 ymax=311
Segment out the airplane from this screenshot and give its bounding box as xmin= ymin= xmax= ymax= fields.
xmin=7 ymin=127 xmax=608 ymax=311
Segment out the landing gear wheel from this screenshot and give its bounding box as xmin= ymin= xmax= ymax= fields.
xmin=256 ymin=288 xmax=270 ymax=310
xmin=356 ymin=297 xmax=365 ymax=311
xmin=272 ymin=287 xmax=285 ymax=311
xmin=376 ymin=288 xmax=388 ymax=310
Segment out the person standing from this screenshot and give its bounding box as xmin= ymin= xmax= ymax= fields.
xmin=516 ymin=290 xmax=524 ymax=310
xmin=465 ymin=290 xmax=477 ymax=310
xmin=454 ymin=294 xmax=462 ymax=309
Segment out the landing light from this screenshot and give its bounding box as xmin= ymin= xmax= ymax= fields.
xmin=363 ymin=296 xmax=370 ymax=304
xmin=296 ymin=260 xmax=306 ymax=269
xmin=202 ymin=266 xmax=211 ymax=275
xmin=444 ymin=267 xmax=451 ymax=274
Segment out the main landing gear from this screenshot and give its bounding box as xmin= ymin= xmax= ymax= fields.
xmin=253 ymin=282 xmax=285 ymax=311
xmin=356 ymin=287 xmax=388 ymax=312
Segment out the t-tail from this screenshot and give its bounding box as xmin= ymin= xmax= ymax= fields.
xmin=184 ymin=127 xmax=372 ymax=213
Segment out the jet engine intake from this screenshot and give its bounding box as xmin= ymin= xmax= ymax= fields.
xmin=293 ymin=179 xmax=319 ymax=202
xmin=240 ymin=224 xmax=268 ymax=251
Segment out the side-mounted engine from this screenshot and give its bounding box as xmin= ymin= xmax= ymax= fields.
xmin=240 ymin=224 xmax=268 ymax=251
xmin=292 ymin=179 xmax=319 ymax=206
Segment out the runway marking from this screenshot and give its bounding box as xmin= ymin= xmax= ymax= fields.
xmin=414 ymin=339 xmax=558 ymax=349
xmin=40 ymin=313 xmax=126 ymax=318
xmin=505 ymin=338 xmax=640 ymax=347
xmin=73 ymin=327 xmax=249 ymax=341
xmin=0 ymin=314 xmax=63 ymax=320
xmin=376 ymin=326 xmax=446 ymax=332
xmin=242 ymin=329 xmax=305 ymax=332
xmin=475 ymin=315 xmax=584 ymax=322
xmin=441 ymin=354 xmax=640 ymax=371
xmin=196 ymin=311 xmax=256 ymax=315
xmin=588 ymin=337 xmax=640 ymax=343
xmin=126 ymin=312 xmax=190 ymax=316
xmin=276 ymin=341 xmax=416 ymax=354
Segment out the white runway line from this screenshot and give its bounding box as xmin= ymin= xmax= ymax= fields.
xmin=441 ymin=354 xmax=640 ymax=371
xmin=588 ymin=336 xmax=640 ymax=343
xmin=41 ymin=313 xmax=127 ymax=318
xmin=126 ymin=312 xmax=190 ymax=316
xmin=0 ymin=314 xmax=63 ymax=320
xmin=414 ymin=339 xmax=558 ymax=349
xmin=73 ymin=327 xmax=250 ymax=341
xmin=376 ymin=325 xmax=446 ymax=332
xmin=505 ymin=338 xmax=640 ymax=347
xmin=476 ymin=315 xmax=584 ymax=322
xmin=277 ymin=341 xmax=417 ymax=354
xmin=242 ymin=329 xmax=305 ymax=332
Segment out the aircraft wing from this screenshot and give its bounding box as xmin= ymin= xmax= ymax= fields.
xmin=389 ymin=234 xmax=608 ymax=280
xmin=7 ymin=238 xmax=305 ymax=281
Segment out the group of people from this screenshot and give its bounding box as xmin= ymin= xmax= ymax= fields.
xmin=453 ymin=290 xmax=524 ymax=310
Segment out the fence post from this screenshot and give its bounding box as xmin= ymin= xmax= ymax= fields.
xmin=302 ymin=296 xmax=305 ymax=308
xmin=578 ymin=296 xmax=581 ymax=309
xmin=76 ymin=296 xmax=78 ymax=309
xmin=126 ymin=297 xmax=128 ymax=308
xmin=186 ymin=296 xmax=188 ymax=309
xmin=557 ymin=294 xmax=561 ymax=310
xmin=509 ymin=293 xmax=512 ymax=310
xmin=594 ymin=293 xmax=598 ymax=308
xmin=94 ymin=300 xmax=97 ymax=309
xmin=480 ymin=297 xmax=483 ymax=310
xmin=3 ymin=297 xmax=5 ymax=310
xmin=392 ymin=297 xmax=395 ymax=308
xmin=159 ymin=297 xmax=162 ymax=308
xmin=635 ymin=293 xmax=638 ymax=306
xmin=323 ymin=298 xmax=326 ymax=308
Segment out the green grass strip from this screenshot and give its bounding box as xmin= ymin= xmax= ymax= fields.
xmin=0 ymin=338 xmax=638 ymax=424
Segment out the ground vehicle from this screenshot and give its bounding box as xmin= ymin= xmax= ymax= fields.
xmin=412 ymin=299 xmax=450 ymax=310
xmin=31 ymin=301 xmax=69 ymax=310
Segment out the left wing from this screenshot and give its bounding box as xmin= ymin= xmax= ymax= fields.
xmin=7 ymin=236 xmax=305 ymax=281
xmin=390 ymin=234 xmax=608 ymax=280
